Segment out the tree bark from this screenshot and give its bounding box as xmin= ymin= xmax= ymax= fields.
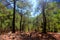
xmin=12 ymin=0 xmax=16 ymax=33
xmin=20 ymin=14 xmax=23 ymax=32
xmin=42 ymin=2 xmax=47 ymax=33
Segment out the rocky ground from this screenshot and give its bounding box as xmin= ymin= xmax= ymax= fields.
xmin=0 ymin=31 xmax=60 ymax=40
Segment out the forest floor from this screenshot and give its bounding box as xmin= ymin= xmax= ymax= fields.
xmin=0 ymin=31 xmax=60 ymax=40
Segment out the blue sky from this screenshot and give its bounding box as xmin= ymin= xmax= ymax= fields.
xmin=2 ymin=0 xmax=40 ymax=17
xmin=0 ymin=0 xmax=60 ymax=17
xmin=1 ymin=0 xmax=40 ymax=17
xmin=28 ymin=0 xmax=39 ymax=17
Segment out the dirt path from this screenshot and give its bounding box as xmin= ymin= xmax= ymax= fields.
xmin=48 ymin=32 xmax=60 ymax=40
xmin=0 ymin=31 xmax=60 ymax=40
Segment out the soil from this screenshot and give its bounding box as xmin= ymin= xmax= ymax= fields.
xmin=0 ymin=31 xmax=60 ymax=40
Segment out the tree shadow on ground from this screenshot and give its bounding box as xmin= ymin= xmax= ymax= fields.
xmin=20 ymin=32 xmax=56 ymax=40
xmin=0 ymin=31 xmax=57 ymax=40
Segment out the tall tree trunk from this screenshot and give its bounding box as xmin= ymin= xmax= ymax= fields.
xmin=42 ymin=1 xmax=47 ymax=33
xmin=1 ymin=19 xmax=2 ymax=29
xmin=20 ymin=14 xmax=23 ymax=32
xmin=0 ymin=18 xmax=2 ymax=33
xmin=12 ymin=0 xmax=16 ymax=33
xmin=28 ymin=17 xmax=29 ymax=32
xmin=48 ymin=22 xmax=50 ymax=32
xmin=22 ymin=21 xmax=25 ymax=31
